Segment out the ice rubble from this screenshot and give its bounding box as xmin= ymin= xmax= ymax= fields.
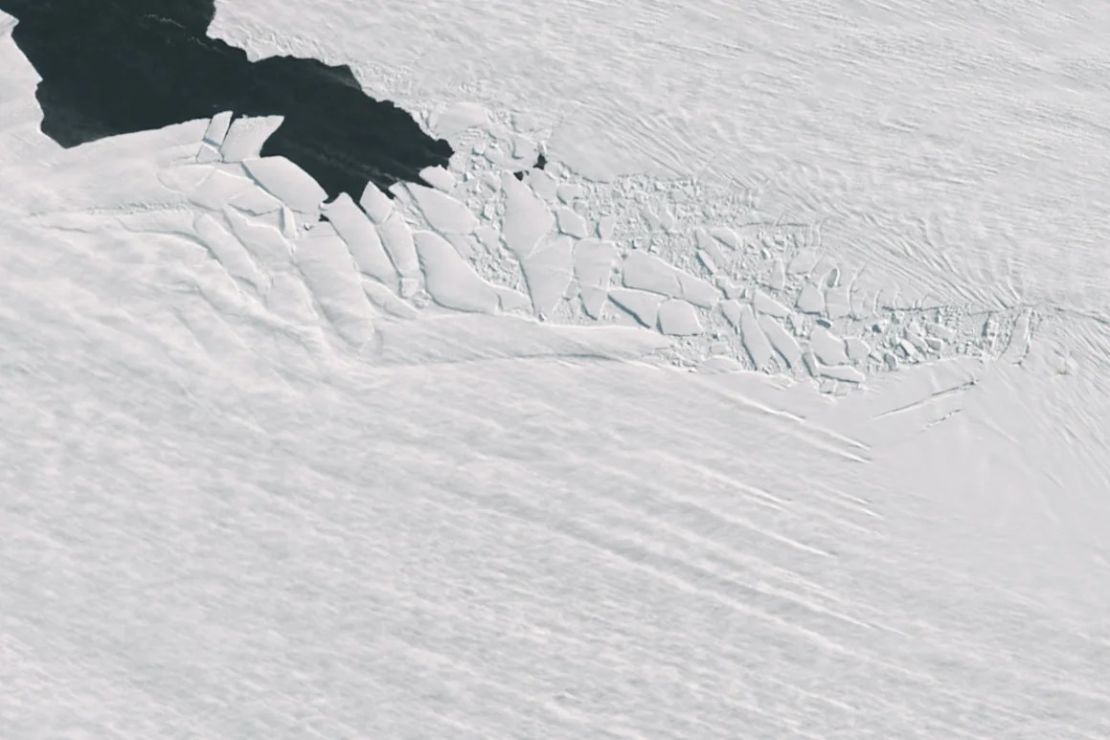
xmin=63 ymin=105 xmax=1037 ymax=395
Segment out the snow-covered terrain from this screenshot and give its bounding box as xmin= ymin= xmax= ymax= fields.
xmin=3 ymin=3 xmax=1110 ymax=737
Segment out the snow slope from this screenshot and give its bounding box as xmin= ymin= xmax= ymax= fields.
xmin=212 ymin=0 xmax=1110 ymax=312
xmin=3 ymin=4 xmax=1110 ymax=737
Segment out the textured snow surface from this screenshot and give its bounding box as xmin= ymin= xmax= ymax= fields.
xmin=3 ymin=4 xmax=1110 ymax=737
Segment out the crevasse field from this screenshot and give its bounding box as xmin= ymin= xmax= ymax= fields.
xmin=3 ymin=2 xmax=1110 ymax=737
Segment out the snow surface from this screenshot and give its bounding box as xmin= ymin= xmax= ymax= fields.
xmin=3 ymin=3 xmax=1110 ymax=737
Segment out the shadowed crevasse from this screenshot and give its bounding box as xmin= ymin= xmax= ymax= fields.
xmin=0 ymin=0 xmax=453 ymax=200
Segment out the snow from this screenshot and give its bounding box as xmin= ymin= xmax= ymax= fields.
xmin=209 ymin=0 xmax=1110 ymax=316
xmin=738 ymin=304 xmax=774 ymax=369
xmin=708 ymin=226 xmax=741 ymax=251
xmin=621 ymin=250 xmax=719 ymax=309
xmin=520 ymin=234 xmax=574 ymax=319
xmin=555 ymin=206 xmax=588 ymax=239
xmin=695 ymin=228 xmax=726 ymax=269
xmin=622 ymin=249 xmax=681 ymax=296
xmin=194 ymin=213 xmax=268 ymax=291
xmin=195 ymin=141 xmax=221 ymax=163
xmin=597 ymin=214 xmax=616 ymax=240
xmin=218 ymin=114 xmax=283 ymax=162
xmin=377 ymin=210 xmax=420 ymax=283
xmin=413 ymin=230 xmax=499 ymax=313
xmin=358 ymin=180 xmax=393 ymax=224
xmin=224 ymin=207 xmax=293 ymax=269
xmin=719 ymin=298 xmax=742 ymax=329
xmin=695 ymin=248 xmax=717 ymax=275
xmin=572 ymin=238 xmax=619 ymax=320
xmin=243 ymin=156 xmax=328 ymax=214
xmin=157 ymin=162 xmax=212 ymax=193
xmin=201 ymin=110 xmax=233 ymax=146
xmin=187 ymin=168 xmax=254 ymax=210
xmin=428 ymin=100 xmax=490 ymax=137
xmin=293 ymin=226 xmax=378 ymax=346
xmin=418 ymin=165 xmax=456 ymax=192
xmin=609 ymin=288 xmax=665 ymax=329
xmin=556 ymin=183 xmax=582 ymax=203
xmin=810 ymin=326 xmax=850 ymax=366
xmin=767 ymin=258 xmax=786 ymax=291
xmin=526 ymin=169 xmax=558 ymax=202
xmin=760 ymin=314 xmax=803 ymax=369
xmin=845 ymin=336 xmax=872 ymax=363
xmin=444 ymin=231 xmax=477 ymax=260
xmin=656 ymin=298 xmax=703 ymax=336
xmin=3 ymin=2 xmax=1110 ymax=737
xmin=819 ymin=363 xmax=866 ymax=384
xmin=622 ymin=252 xmax=711 ymax=306
xmin=788 ymin=250 xmax=819 ymax=275
xmin=406 ymin=182 xmax=478 ymax=234
xmin=229 ymin=185 xmax=282 ymax=215
xmin=826 ymin=283 xmax=852 ymax=320
xmin=501 ymin=172 xmax=554 ymax=258
xmin=361 ymin=277 xmax=419 ymax=319
xmin=753 ymin=289 xmax=791 ymax=318
xmin=676 ymin=273 xmax=718 ymax=309
xmin=796 ymin=282 xmax=826 ymax=314
xmin=495 ymin=286 xmax=533 ymax=313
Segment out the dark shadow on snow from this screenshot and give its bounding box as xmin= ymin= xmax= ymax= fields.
xmin=0 ymin=0 xmax=453 ymax=200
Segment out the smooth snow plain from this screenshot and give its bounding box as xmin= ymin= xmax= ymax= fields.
xmin=3 ymin=3 xmax=1110 ymax=738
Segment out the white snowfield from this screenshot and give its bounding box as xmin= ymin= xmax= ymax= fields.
xmin=3 ymin=5 xmax=1110 ymax=738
